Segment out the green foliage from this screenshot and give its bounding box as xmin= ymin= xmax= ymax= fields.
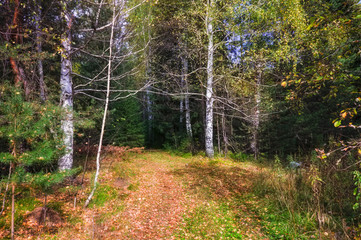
xmin=0 ymin=85 xmax=70 ymax=195
xmin=353 ymin=170 xmax=361 ymax=211
xmin=229 ymin=152 xmax=252 ymax=162
xmin=105 ymin=97 xmax=144 ymax=147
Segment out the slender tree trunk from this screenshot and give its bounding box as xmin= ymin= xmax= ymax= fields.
xmin=145 ymin=33 xmax=153 ymax=145
xmin=221 ymin=103 xmax=228 ymax=157
xmin=35 ymin=4 xmax=47 ymax=102
xmin=205 ymin=0 xmax=215 ymax=158
xmin=84 ymin=1 xmax=116 ymax=208
xmin=179 ymin=55 xmax=185 ymax=127
xmin=179 ymin=63 xmax=184 ymax=125
xmin=11 ymin=182 xmax=15 ymax=240
xmin=180 ymin=98 xmax=184 ymax=125
xmin=217 ymin=114 xmax=221 ymax=154
xmin=183 ymin=57 xmax=193 ymax=138
xmin=146 ymin=78 xmax=153 ymax=143
xmin=59 ymin=0 xmax=74 ymax=170
xmin=251 ymin=68 xmax=262 ymax=159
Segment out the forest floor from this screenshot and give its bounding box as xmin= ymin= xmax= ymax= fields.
xmin=2 ymin=151 xmax=329 ymax=239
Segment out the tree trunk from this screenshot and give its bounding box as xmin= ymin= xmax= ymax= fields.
xmin=59 ymin=0 xmax=74 ymax=170
xmin=179 ymin=55 xmax=185 ymax=127
xmin=179 ymin=60 xmax=184 ymax=126
xmin=146 ymin=77 xmax=153 ymax=144
xmin=221 ymin=103 xmax=228 ymax=157
xmin=183 ymin=57 xmax=193 ymax=138
xmin=180 ymin=98 xmax=184 ymax=125
xmin=205 ymin=0 xmax=214 ymax=158
xmin=10 ymin=183 xmax=15 ymax=240
xmin=8 ymin=0 xmax=30 ymax=98
xmin=217 ymin=114 xmax=221 ymax=154
xmin=251 ymin=69 xmax=262 ymax=159
xmin=35 ymin=4 xmax=47 ymax=102
xmin=84 ymin=0 xmax=116 ymax=208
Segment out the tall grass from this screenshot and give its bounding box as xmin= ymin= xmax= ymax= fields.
xmin=251 ymin=153 xmax=358 ymax=239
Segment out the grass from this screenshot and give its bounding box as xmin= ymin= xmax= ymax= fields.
xmin=172 ymin=154 xmax=327 ymax=239
xmin=88 ymin=184 xmax=118 ymax=208
xmin=177 ymin=201 xmax=244 ymax=239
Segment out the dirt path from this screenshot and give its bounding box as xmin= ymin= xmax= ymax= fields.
xmin=101 ymin=154 xmax=188 ymax=239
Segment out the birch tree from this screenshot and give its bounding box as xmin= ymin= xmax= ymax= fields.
xmin=182 ymin=56 xmax=193 ymax=139
xmin=59 ymin=0 xmax=74 ymax=170
xmin=84 ymin=0 xmax=117 ymax=208
xmin=205 ymin=0 xmax=215 ymax=158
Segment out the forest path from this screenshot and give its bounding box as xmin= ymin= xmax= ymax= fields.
xmin=49 ymin=151 xmax=269 ymax=240
xmin=103 ymin=152 xmax=188 ymax=239
xmin=93 ymin=151 xmax=267 ymax=240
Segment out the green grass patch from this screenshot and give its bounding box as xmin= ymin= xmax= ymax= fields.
xmin=89 ymin=184 xmax=118 ymax=208
xmin=177 ymin=201 xmax=243 ymax=239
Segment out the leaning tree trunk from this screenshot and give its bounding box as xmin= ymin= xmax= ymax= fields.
xmin=205 ymin=0 xmax=215 ymax=158
xmin=84 ymin=0 xmax=116 ymax=208
xmin=59 ymin=0 xmax=74 ymax=170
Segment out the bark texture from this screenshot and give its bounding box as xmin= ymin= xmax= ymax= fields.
xmin=59 ymin=1 xmax=74 ymax=170
xmin=205 ymin=0 xmax=214 ymax=158
xmin=183 ymin=57 xmax=192 ymax=138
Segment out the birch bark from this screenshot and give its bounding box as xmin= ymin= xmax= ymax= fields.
xmin=205 ymin=0 xmax=215 ymax=158
xmin=59 ymin=0 xmax=74 ymax=170
xmin=250 ymin=68 xmax=262 ymax=159
xmin=183 ymin=57 xmax=193 ymax=138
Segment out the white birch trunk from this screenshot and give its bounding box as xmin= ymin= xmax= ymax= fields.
xmin=84 ymin=1 xmax=116 ymax=208
xmin=183 ymin=57 xmax=193 ymax=138
xmin=35 ymin=4 xmax=47 ymax=102
xmin=179 ymin=56 xmax=185 ymax=125
xmin=205 ymin=0 xmax=214 ymax=158
xmin=251 ymin=69 xmax=262 ymax=159
xmin=59 ymin=1 xmax=73 ymax=170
